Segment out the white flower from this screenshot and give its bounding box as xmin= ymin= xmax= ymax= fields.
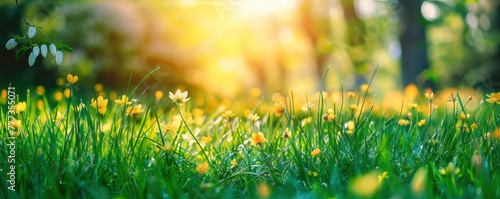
xmin=169 ymin=89 xmax=190 ymax=106
xmin=28 ymin=26 xmax=36 ymax=38
xmin=40 ymin=44 xmax=48 ymax=57
xmin=56 ymin=50 xmax=63 ymax=65
xmin=50 ymin=43 xmax=57 ymax=55
xmin=28 ymin=52 xmax=36 ymax=66
xmin=33 ymin=45 xmax=40 ymax=58
xmin=5 ymin=38 xmax=17 ymax=50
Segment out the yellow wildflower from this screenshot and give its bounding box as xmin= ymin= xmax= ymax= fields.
xmin=155 ymin=90 xmax=164 ymax=101
xmin=15 ymin=101 xmax=26 ymax=113
xmin=9 ymin=118 xmax=21 ymax=129
xmin=115 ymin=95 xmax=133 ymax=105
xmin=282 ymin=128 xmax=291 ymax=139
xmin=311 ymin=148 xmax=321 ymax=157
xmin=439 ymin=162 xmax=460 ymax=175
xmin=64 ymin=88 xmax=71 ymax=98
xmin=308 ymin=170 xmax=318 ymax=177
xmin=196 ymin=162 xmax=209 ymax=174
xmin=230 ymin=159 xmax=237 ymax=168
xmin=491 ymin=128 xmax=500 ymax=139
xmin=55 ymin=111 xmax=64 ymax=122
xmin=459 ymin=112 xmax=470 ymax=120
xmin=250 ymin=132 xmax=267 ymax=146
xmin=346 ymin=120 xmax=355 ymax=134
xmin=273 ymin=101 xmax=285 ymax=117
xmin=349 ymin=105 xmax=357 ymax=112
xmin=36 ymin=85 xmax=45 ymax=95
xmin=425 ymin=92 xmax=435 ymax=101
xmin=378 ymin=171 xmax=389 ymax=184
xmin=360 ymin=84 xmax=371 ymax=93
xmin=201 ymin=136 xmax=212 ymax=144
xmin=66 ymin=74 xmax=78 ymax=84
xmin=54 ymin=91 xmax=63 ymax=102
xmin=169 ymin=89 xmax=190 ymax=106
xmin=91 ymin=96 xmax=108 ymax=115
xmin=411 ymin=167 xmax=427 ymax=195
xmin=486 ymin=92 xmax=500 ymax=104
xmin=349 ymin=171 xmax=380 ymax=197
xmin=407 ymin=103 xmax=420 ymax=111
xmin=223 ymin=110 xmax=235 ymax=119
xmin=248 ymin=113 xmax=260 ymax=122
xmin=347 ymin=91 xmax=356 ymax=98
xmin=126 ymin=104 xmax=144 ymax=116
xmin=418 ymin=119 xmax=426 ymax=127
xmin=257 ymin=182 xmax=271 ymax=199
xmin=398 ymin=119 xmax=410 ymax=126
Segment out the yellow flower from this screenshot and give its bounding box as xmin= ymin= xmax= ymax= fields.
xmin=459 ymin=112 xmax=470 ymax=120
xmin=91 ymin=96 xmax=108 ymax=115
xmin=201 ymin=136 xmax=212 ymax=143
xmin=418 ymin=119 xmax=426 ymax=127
xmin=95 ymin=83 xmax=104 ymax=92
xmin=398 ymin=119 xmax=410 ymax=126
xmin=439 ymin=162 xmax=460 ymax=175
xmin=55 ymin=111 xmax=64 ymax=122
xmin=230 ymin=159 xmax=237 ymax=168
xmin=273 ymin=101 xmax=285 ymax=117
xmin=223 ymin=110 xmax=235 ymax=119
xmin=169 ymin=89 xmax=190 ymax=106
xmin=155 ymin=90 xmax=164 ymax=101
xmin=378 ymin=171 xmax=388 ymax=184
xmin=36 ymin=85 xmax=45 ymax=95
xmin=492 ymin=128 xmax=500 ymax=139
xmin=250 ymin=132 xmax=267 ymax=146
xmin=311 ymin=148 xmax=321 ymax=157
xmin=407 ymin=103 xmax=420 ymax=111
xmin=115 ymin=95 xmax=133 ymax=105
xmin=257 ymin=182 xmax=271 ymax=199
xmin=347 ymin=91 xmax=356 ymax=98
xmin=196 ymin=162 xmax=209 ymax=174
xmin=66 ymin=74 xmax=78 ymax=84
xmin=411 ymin=167 xmax=427 ymax=195
xmin=346 ymin=120 xmax=355 ymax=134
xmin=360 ymin=84 xmax=370 ymax=93
xmin=54 ymin=91 xmax=63 ymax=102
xmin=425 ymin=92 xmax=435 ymax=101
xmin=64 ymin=88 xmax=71 ymax=98
xmin=9 ymin=118 xmax=22 ymax=129
xmin=282 ymin=128 xmax=291 ymax=139
xmin=486 ymin=92 xmax=500 ymax=104
xmin=308 ymin=170 xmax=318 ymax=177
xmin=248 ymin=113 xmax=260 ymax=122
xmin=126 ymin=104 xmax=144 ymax=116
xmin=349 ymin=104 xmax=357 ymax=112
xmin=349 ymin=171 xmax=380 ymax=197
xmin=15 ymin=101 xmax=26 ymax=113
xmin=323 ymin=108 xmax=335 ymax=121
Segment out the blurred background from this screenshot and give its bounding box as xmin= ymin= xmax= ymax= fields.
xmin=1 ymin=0 xmax=499 ymax=100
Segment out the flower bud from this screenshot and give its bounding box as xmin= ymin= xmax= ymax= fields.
xmin=33 ymin=45 xmax=40 ymax=58
xmin=56 ymin=50 xmax=63 ymax=65
xmin=28 ymin=51 xmax=36 ymax=66
xmin=41 ymin=44 xmax=48 ymax=57
xmin=28 ymin=26 xmax=36 ymax=38
xmin=50 ymin=43 xmax=57 ymax=55
xmin=5 ymin=38 xmax=17 ymax=50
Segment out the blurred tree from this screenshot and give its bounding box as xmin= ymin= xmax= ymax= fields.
xmin=398 ymin=0 xmax=433 ymax=89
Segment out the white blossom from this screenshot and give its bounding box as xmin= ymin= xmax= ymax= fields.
xmin=28 ymin=52 xmax=36 ymax=66
xmin=56 ymin=50 xmax=63 ymax=65
xmin=28 ymin=26 xmax=36 ymax=38
xmin=40 ymin=44 xmax=48 ymax=57
xmin=5 ymin=38 xmax=17 ymax=50
xmin=50 ymin=43 xmax=57 ymax=55
xmin=33 ymin=45 xmax=40 ymax=58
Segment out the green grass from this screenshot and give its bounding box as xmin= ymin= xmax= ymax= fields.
xmin=1 ymin=73 xmax=500 ymax=199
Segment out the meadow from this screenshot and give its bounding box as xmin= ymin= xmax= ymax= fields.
xmin=1 ymin=71 xmax=500 ymax=199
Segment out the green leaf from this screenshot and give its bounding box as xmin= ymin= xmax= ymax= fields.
xmin=57 ymin=43 xmax=73 ymax=53
xmin=15 ymin=46 xmax=30 ymax=60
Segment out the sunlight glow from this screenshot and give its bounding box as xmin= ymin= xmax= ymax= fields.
xmin=421 ymin=2 xmax=440 ymax=21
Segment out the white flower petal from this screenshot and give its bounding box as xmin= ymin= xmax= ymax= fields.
xmin=41 ymin=44 xmax=48 ymax=57
xmin=28 ymin=52 xmax=36 ymax=66
xmin=33 ymin=45 xmax=40 ymax=58
xmin=50 ymin=43 xmax=57 ymax=55
xmin=28 ymin=26 xmax=36 ymax=38
xmin=56 ymin=51 xmax=63 ymax=65
xmin=5 ymin=38 xmax=17 ymax=50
